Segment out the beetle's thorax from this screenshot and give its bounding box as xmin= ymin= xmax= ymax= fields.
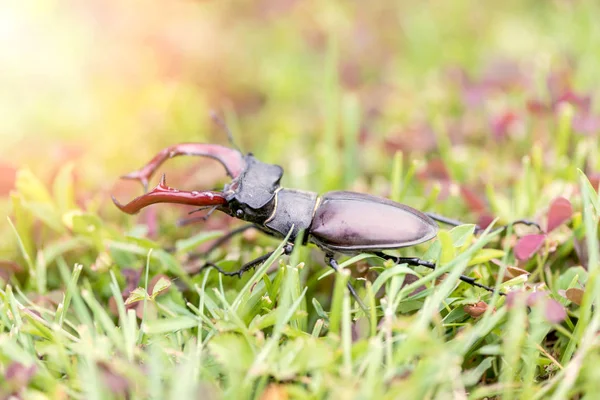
xmin=263 ymin=188 xmax=319 ymax=240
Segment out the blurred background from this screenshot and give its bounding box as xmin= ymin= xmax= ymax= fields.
xmin=2 ymin=0 xmax=599 ymax=259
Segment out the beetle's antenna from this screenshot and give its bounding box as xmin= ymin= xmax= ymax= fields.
xmin=187 ymin=206 xmax=215 ymax=215
xmin=210 ymin=110 xmax=243 ymax=153
xmin=178 ymin=206 xmax=219 ymax=226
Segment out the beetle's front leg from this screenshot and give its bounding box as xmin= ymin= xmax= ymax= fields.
xmin=199 ymin=243 xmax=294 ymax=278
xmin=187 ymin=224 xmax=256 ymax=261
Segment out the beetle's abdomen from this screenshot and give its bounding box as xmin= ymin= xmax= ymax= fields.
xmin=265 ymin=189 xmax=319 ymax=240
xmin=309 ymin=191 xmax=438 ymax=252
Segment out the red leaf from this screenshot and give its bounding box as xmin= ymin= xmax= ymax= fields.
xmin=565 ymin=287 xmax=584 ymax=305
xmin=0 ymin=260 xmax=23 ymax=282
xmin=588 ymin=172 xmax=600 ymax=191
xmin=547 ymin=197 xmax=573 ymax=232
xmin=544 ymin=298 xmax=567 ymax=324
xmin=417 ymin=158 xmax=451 ymax=181
xmin=526 ymin=99 xmax=551 ymax=116
xmin=505 ymin=291 xmax=527 ymax=308
xmin=572 ymin=113 xmax=600 ymax=135
xmin=384 ymin=124 xmax=437 ymax=154
xmin=5 ymin=362 xmax=37 ymax=390
xmin=464 ymin=301 xmax=488 ymax=318
xmin=490 ymin=111 xmax=519 ymax=140
xmin=555 ymin=90 xmax=591 ymax=112
xmin=0 ymin=162 xmax=17 ymax=196
xmin=477 ymin=213 xmax=495 ymax=230
xmin=514 ymin=234 xmax=546 ymax=261
xmin=460 ymin=186 xmax=486 ymax=213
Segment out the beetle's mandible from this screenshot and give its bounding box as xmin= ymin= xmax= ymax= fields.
xmin=113 ymin=140 xmax=540 ymax=307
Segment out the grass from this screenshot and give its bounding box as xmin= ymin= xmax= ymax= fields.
xmin=2 ymin=0 xmax=600 ymax=399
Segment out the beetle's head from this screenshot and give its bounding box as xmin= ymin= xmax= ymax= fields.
xmin=219 ymin=154 xmax=283 ymax=223
xmin=112 ymin=145 xmax=283 ymax=226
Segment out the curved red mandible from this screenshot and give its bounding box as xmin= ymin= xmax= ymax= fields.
xmin=112 ymin=174 xmax=227 ymax=214
xmin=120 ymin=144 xmax=245 ymax=191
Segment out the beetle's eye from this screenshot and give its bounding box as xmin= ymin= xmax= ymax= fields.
xmin=236 ymin=209 xmax=244 ymax=218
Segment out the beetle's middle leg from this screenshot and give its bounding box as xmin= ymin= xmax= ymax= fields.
xmin=187 ymin=224 xmax=256 ymax=262
xmin=325 ymin=255 xmax=368 ymax=311
xmin=373 ymin=252 xmax=504 ymax=295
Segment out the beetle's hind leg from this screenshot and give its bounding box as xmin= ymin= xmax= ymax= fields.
xmin=326 ymin=255 xmax=368 ymax=311
xmin=425 ymin=212 xmax=541 ymax=234
xmin=374 ymin=252 xmax=505 ymax=296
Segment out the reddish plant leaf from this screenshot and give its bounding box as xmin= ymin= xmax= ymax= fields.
xmin=461 ymin=84 xmax=488 ymax=108
xmin=464 ymin=301 xmax=488 ymax=318
xmin=518 ymin=290 xmax=567 ymax=324
xmin=460 ymin=185 xmax=486 ymax=213
xmin=5 ymin=362 xmax=37 ymax=390
xmin=526 ymin=291 xmax=546 ymax=307
xmin=0 ymin=162 xmax=17 ymax=196
xmin=555 ymin=90 xmax=591 ymax=112
xmin=514 ymin=234 xmax=546 ymax=261
xmin=384 ymin=123 xmax=437 ymax=154
xmin=572 ymin=113 xmax=600 ymax=135
xmin=544 ymin=298 xmax=567 ymax=324
xmin=477 ymin=213 xmax=495 ymax=230
xmin=505 ymin=291 xmax=527 ymax=309
xmin=99 ymin=362 xmax=130 ymax=397
xmin=0 ymin=260 xmax=23 ymax=282
xmin=547 ymin=69 xmax=572 ymax=103
xmin=490 ymin=111 xmax=519 ymax=140
xmin=527 ymin=99 xmax=551 ymax=116
xmin=121 ymin=268 xmax=143 ymax=296
xmin=547 ymin=197 xmax=573 ymax=232
xmin=588 ymin=172 xmax=600 ymax=191
xmin=480 ymin=59 xmax=525 ymax=90
xmin=566 ymin=287 xmax=584 ymax=305
xmin=417 ymin=158 xmax=451 ymax=181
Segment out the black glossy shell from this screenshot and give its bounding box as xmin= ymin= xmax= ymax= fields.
xmin=309 ymin=191 xmax=438 ymax=252
xmin=228 ymin=155 xmax=283 ymax=210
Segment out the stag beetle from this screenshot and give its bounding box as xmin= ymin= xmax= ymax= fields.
xmin=113 ymin=139 xmax=540 ymax=306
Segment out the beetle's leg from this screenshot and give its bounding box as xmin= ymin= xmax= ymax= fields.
xmin=199 ymin=243 xmax=294 ymax=278
xmin=120 ymin=143 xmax=245 ymax=191
xmin=425 ymin=213 xmax=470 ymax=229
xmin=325 ymin=255 xmax=368 ymax=311
xmin=200 ymin=251 xmax=274 ymax=278
xmin=188 ymin=224 xmax=256 ymax=261
xmin=374 ymin=253 xmax=505 ymax=296
xmin=425 ymin=212 xmax=542 ymax=234
xmin=496 ymin=219 xmax=543 ymax=233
